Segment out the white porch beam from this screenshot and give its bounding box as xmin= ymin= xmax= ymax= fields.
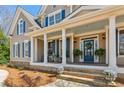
xmin=108 ymin=16 xmax=117 ymax=69
xmin=62 ymin=29 xmax=66 ymax=65
xmin=44 ymin=32 xmax=48 ymax=63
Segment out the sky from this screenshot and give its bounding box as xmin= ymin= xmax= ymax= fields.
xmin=5 ymin=5 xmax=41 ymax=16
xmin=0 ymin=5 xmax=41 ymax=34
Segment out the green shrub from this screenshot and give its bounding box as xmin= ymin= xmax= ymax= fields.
xmin=73 ymin=49 xmax=82 ymax=57
xmin=95 ymin=48 xmax=105 ymax=62
xmin=0 ymin=28 xmax=10 ymax=64
xmin=95 ymin=48 xmax=105 ymax=57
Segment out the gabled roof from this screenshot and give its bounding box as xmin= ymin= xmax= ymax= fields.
xmin=9 ymin=7 xmax=41 ymax=35
xmin=38 ymin=5 xmax=108 ymax=23
xmin=64 ymin=5 xmax=108 ymax=21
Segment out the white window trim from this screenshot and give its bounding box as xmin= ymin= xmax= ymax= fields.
xmin=24 ymin=40 xmax=29 ymax=58
xmin=14 ymin=42 xmax=18 ymax=58
xmin=80 ymin=40 xmax=84 ymax=62
xmin=47 ymin=9 xmax=62 ymax=26
xmin=59 ymin=39 xmax=62 ymax=57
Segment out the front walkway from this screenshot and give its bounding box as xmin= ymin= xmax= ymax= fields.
xmin=45 ymin=79 xmax=92 ymax=87
xmin=0 ymin=70 xmax=9 ymax=87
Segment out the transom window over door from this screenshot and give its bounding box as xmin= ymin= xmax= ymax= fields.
xmin=119 ymin=30 xmax=124 ymax=55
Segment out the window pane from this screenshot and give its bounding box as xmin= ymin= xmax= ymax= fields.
xmin=24 ymin=42 xmax=29 ymax=57
xmin=55 ymin=13 xmax=61 ymax=23
xmin=120 ymin=31 xmax=124 ymax=42
xmin=49 ymin=16 xmax=54 ymax=25
xmin=119 ymin=31 xmax=124 ymax=55
xmin=20 ymin=23 xmax=23 ymax=33
xmin=15 ymin=44 xmax=18 ymax=57
xmin=120 ymin=49 xmax=124 ymax=55
xmin=19 ymin=20 xmax=25 ymax=34
xmin=53 ymin=5 xmax=56 ymax=8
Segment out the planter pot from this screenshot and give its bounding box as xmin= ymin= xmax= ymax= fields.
xmin=103 ymin=69 xmax=117 ymax=82
xmin=74 ymin=56 xmax=79 ymax=63
xmin=105 ymin=75 xmax=116 ymax=82
xmin=57 ymin=66 xmax=64 ymax=74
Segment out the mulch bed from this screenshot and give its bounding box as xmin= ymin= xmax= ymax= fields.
xmin=0 ymin=65 xmax=57 ymax=87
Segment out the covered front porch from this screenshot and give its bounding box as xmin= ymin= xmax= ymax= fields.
xmin=28 ymin=6 xmax=124 ymax=74
xmin=31 ymin=19 xmax=108 ymax=66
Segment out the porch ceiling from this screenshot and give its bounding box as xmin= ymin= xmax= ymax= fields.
xmin=66 ymin=19 xmax=108 ymax=35
xmin=47 ymin=30 xmax=62 ymax=38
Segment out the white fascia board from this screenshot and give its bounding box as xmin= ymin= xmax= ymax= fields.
xmin=38 ymin=5 xmax=48 ymax=16
xmin=9 ymin=7 xmax=21 ymax=35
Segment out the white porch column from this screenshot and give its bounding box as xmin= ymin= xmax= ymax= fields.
xmin=31 ymin=37 xmax=34 ymax=63
xmin=62 ymin=29 xmax=66 ymax=65
xmin=44 ymin=32 xmax=48 ymax=63
xmin=108 ymin=16 xmax=117 ymax=69
xmin=34 ymin=38 xmax=38 ymax=62
xmin=71 ymin=34 xmax=74 ymax=62
xmin=105 ymin=27 xmax=109 ymax=64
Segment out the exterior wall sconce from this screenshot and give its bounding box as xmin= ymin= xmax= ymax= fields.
xmin=102 ymin=33 xmax=105 ymax=39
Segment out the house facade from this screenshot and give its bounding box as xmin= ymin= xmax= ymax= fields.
xmin=9 ymin=5 xmax=124 ymax=77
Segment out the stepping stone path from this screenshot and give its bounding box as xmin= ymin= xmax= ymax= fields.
xmin=0 ymin=70 xmax=9 ymax=87
xmin=45 ymin=79 xmax=92 ymax=87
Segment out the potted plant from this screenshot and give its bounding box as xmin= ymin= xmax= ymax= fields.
xmin=73 ymin=49 xmax=82 ymax=62
xmin=95 ymin=48 xmax=105 ymax=63
xmin=103 ymin=69 xmax=117 ymax=83
xmin=52 ymin=53 xmax=58 ymax=62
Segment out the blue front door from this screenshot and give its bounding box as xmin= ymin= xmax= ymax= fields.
xmin=84 ymin=40 xmax=94 ymax=63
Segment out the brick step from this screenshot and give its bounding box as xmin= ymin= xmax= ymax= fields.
xmin=57 ymin=74 xmax=116 ymax=87
xmin=63 ymin=71 xmax=104 ymax=79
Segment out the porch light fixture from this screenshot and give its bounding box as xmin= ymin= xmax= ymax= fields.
xmin=74 ymin=40 xmax=77 ymax=43
xmin=102 ymin=33 xmax=105 ymax=39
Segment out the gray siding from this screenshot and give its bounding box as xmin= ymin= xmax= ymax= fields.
xmin=10 ymin=12 xmax=33 ymax=62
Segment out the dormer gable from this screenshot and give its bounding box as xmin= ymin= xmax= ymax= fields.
xmin=39 ymin=5 xmax=73 ymax=27
xmin=9 ymin=7 xmax=40 ymax=36
xmin=44 ymin=9 xmax=65 ymax=27
xmin=38 ymin=5 xmax=107 ymax=28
